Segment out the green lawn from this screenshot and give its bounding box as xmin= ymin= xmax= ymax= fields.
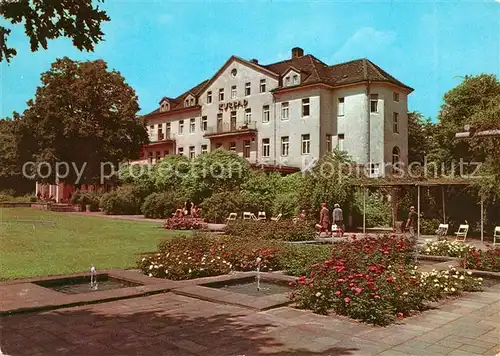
xmin=0 ymin=208 xmax=182 ymax=280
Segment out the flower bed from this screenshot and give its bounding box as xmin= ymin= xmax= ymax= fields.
xmin=462 ymin=246 xmax=500 ymax=272
xmin=163 ymin=217 xmax=207 ymax=230
xmin=420 ymin=239 xmax=472 ymax=258
xmin=289 ymin=235 xmax=483 ymax=325
xmin=138 ymin=233 xmax=283 ymax=280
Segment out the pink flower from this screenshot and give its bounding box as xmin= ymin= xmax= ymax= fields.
xmin=344 ymin=297 xmax=351 ymax=303
xmin=397 ymin=312 xmax=404 ymax=319
xmin=335 ymin=291 xmax=341 ymax=296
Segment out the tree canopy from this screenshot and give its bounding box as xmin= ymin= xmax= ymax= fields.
xmin=0 ymin=0 xmax=109 ymax=62
xmin=17 ymin=57 xmax=148 ymax=185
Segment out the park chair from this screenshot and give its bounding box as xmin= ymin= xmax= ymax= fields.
xmin=436 ymin=224 xmax=449 ymax=239
xmin=243 ymin=212 xmax=252 ymax=220
xmin=257 ymin=211 xmax=266 ymax=220
xmin=250 ymin=213 xmax=258 ymax=220
xmin=226 ymin=213 xmax=237 ymax=221
xmin=493 ymin=226 xmax=500 ymax=245
xmin=454 ymin=224 xmax=469 ymax=242
xmin=271 ymin=213 xmax=282 ymax=222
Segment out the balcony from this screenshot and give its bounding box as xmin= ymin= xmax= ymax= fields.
xmin=204 ymin=121 xmax=257 ymax=139
xmin=148 ymin=132 xmax=176 ymax=144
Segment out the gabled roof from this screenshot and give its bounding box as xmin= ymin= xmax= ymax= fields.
xmin=146 ymin=53 xmax=413 ymax=117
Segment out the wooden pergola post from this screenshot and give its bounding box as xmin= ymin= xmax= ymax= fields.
xmin=441 ymin=185 xmax=446 ymax=223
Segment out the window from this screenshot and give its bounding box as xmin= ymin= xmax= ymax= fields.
xmin=243 ymin=140 xmax=250 ymax=158
xmin=229 ymin=142 xmax=236 ymax=152
xmin=393 ymin=112 xmax=399 ymax=133
xmin=189 ymin=146 xmax=195 ymax=159
xmin=393 ymin=92 xmax=400 ymax=102
xmin=156 ymin=151 xmax=161 ymax=161
xmin=166 ymin=122 xmax=171 ymax=136
xmin=301 ymin=134 xmax=310 ymax=154
xmin=201 ymin=116 xmax=208 ymax=131
xmin=178 ymin=147 xmax=184 ymax=156
xmin=219 ymin=88 xmax=224 ymax=101
xmin=217 ymin=113 xmax=223 ymax=132
xmin=215 ymin=143 xmax=223 ymax=149
xmin=392 ymin=147 xmax=400 ymax=166
xmin=293 ymin=74 xmax=299 ymax=85
xmin=259 ymin=79 xmax=266 ymax=93
xmin=281 ymin=136 xmax=289 ymax=156
xmin=262 ymin=105 xmax=270 ymax=123
xmin=245 ymin=82 xmax=251 ymax=96
xmin=285 ymin=77 xmax=291 ymax=87
xmin=244 ymin=108 xmax=251 ymax=124
xmin=201 ymin=144 xmax=208 ymax=154
xmin=302 ymin=98 xmax=310 ymax=117
xmin=231 ymin=85 xmax=237 ymax=99
xmin=164 ymin=150 xmax=169 ymax=156
xmin=190 ymin=98 xmax=194 ymax=106
xmin=157 ymin=124 xmax=163 ymax=140
xmin=230 ymin=111 xmax=237 ymax=131
xmin=338 ymin=134 xmax=345 ymax=151
xmin=262 ymin=138 xmax=270 ymax=157
xmin=338 ymin=98 xmax=345 ymax=116
xmin=370 ymin=94 xmax=378 ymax=113
xmin=370 ymin=163 xmax=380 ymax=176
xmin=281 ymin=102 xmax=289 ymax=120
xmin=231 ymin=68 xmax=237 ymax=77
xmin=178 ymin=120 xmax=184 ymax=135
xmin=189 ymin=118 xmax=196 ymax=133
xmin=149 ymin=125 xmax=155 ymax=138
xmin=207 ymin=91 xmax=212 ymax=103
xmin=326 ymin=134 xmax=332 ymax=152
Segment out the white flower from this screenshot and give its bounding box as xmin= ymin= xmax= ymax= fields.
xmin=188 ymin=269 xmax=192 ymax=273
xmin=467 ymin=271 xmax=472 ymax=275
xmin=478 ymin=277 xmax=483 ymax=281
xmin=451 ymin=287 xmax=456 ymax=292
xmin=148 ymin=273 xmax=152 ymax=277
xmin=315 ymin=292 xmax=322 ymax=297
xmin=154 ymin=265 xmax=159 ymax=269
xmin=142 ymin=257 xmax=146 ymax=262
xmin=149 ymin=265 xmax=153 ymax=270
xmin=459 ymin=275 xmax=465 ymax=280
xmin=444 ymin=287 xmax=448 ymax=292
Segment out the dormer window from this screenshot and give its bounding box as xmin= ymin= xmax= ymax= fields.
xmin=184 ymin=95 xmax=195 ymax=107
xmin=160 ymin=100 xmax=169 ymax=112
xmin=285 ymin=77 xmax=291 ymax=87
xmin=293 ymin=74 xmax=299 ymax=85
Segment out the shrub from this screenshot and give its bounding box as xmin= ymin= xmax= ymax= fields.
xmin=141 ymin=191 xmax=185 ymax=219
xmin=100 ymin=185 xmax=146 ymax=215
xmin=71 ymin=190 xmax=100 ymax=211
xmin=420 ymin=219 xmax=441 ymax=235
xmin=200 ymin=191 xmax=242 ymax=223
xmin=29 ymin=196 xmax=37 ymax=202
xmin=224 ymin=220 xmax=314 ymax=242
xmin=272 ymin=192 xmax=300 ymax=218
xmin=278 ymin=244 xmax=333 ymax=276
xmin=353 ymin=191 xmax=392 ymax=227
xmin=290 ymin=236 xmax=483 ymax=325
xmin=221 ymin=235 xmax=283 ymax=272
xmin=163 ymin=217 xmax=207 ymax=230
xmin=421 ymin=240 xmax=472 ymax=258
xmin=462 ymin=246 xmax=500 ymax=272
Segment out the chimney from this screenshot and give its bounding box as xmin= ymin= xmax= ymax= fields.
xmin=250 ymin=58 xmax=259 ymax=64
xmin=291 ymin=47 xmax=304 ymax=58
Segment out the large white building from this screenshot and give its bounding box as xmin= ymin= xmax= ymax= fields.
xmin=141 ymin=47 xmax=413 ymax=174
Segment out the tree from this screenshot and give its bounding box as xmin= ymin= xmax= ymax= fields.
xmin=407 ymin=111 xmax=434 ymax=163
xmin=1 ymin=0 xmax=109 ymax=62
xmin=17 ymin=57 xmax=148 ymax=185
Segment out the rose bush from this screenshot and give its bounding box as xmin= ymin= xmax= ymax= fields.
xmin=461 ymin=246 xmax=500 ymax=272
xmin=290 ymin=235 xmax=483 ymax=325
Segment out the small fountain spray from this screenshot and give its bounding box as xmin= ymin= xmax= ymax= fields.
xmin=256 ymin=257 xmax=262 ymax=291
xmin=90 ymin=264 xmax=98 ymax=290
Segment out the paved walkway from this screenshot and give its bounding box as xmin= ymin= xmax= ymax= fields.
xmin=1 ymin=282 xmax=499 ymax=356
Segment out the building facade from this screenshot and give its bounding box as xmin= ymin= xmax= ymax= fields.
xmin=141 ymin=47 xmax=413 ymax=174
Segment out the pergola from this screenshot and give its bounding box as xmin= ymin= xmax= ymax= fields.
xmin=357 ymin=178 xmax=486 ymax=241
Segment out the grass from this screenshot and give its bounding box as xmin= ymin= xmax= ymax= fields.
xmin=0 ymin=208 xmax=185 ymax=280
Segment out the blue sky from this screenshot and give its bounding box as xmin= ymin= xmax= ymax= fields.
xmin=1 ymin=0 xmax=499 ymax=120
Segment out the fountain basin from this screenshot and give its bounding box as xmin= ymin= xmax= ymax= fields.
xmin=33 ymin=274 xmax=141 ymax=294
xmin=202 ymin=276 xmax=291 ymax=297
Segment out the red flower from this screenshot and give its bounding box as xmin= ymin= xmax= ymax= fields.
xmin=344 ymin=297 xmax=351 ymax=303
xmin=397 ymin=312 xmax=404 ymax=319
xmin=335 ymin=291 xmax=341 ymax=296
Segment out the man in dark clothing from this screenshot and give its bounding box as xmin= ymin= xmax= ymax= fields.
xmin=407 ymin=206 xmax=418 ymax=237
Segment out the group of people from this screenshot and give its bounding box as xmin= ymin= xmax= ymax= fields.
xmin=173 ymin=200 xmax=200 ymax=218
xmin=316 ymin=203 xmax=344 ymax=237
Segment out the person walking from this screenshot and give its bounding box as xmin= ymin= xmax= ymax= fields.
xmin=315 ymin=203 xmax=330 ymax=236
xmin=332 ymin=203 xmax=344 ymax=237
xmin=406 ymin=206 xmax=418 ymax=237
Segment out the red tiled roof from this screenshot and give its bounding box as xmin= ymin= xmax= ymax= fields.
xmin=146 ymin=53 xmax=412 ymax=117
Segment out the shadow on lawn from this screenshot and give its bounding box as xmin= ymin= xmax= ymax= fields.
xmin=0 ymin=293 xmax=358 ymax=356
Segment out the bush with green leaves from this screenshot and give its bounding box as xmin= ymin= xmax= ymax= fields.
xmin=421 ymin=239 xmax=473 ymax=258
xmin=278 ymin=244 xmax=333 ymax=276
xmin=71 ymin=190 xmax=100 ymax=211
xmin=200 ymin=191 xmax=243 ymax=223
xmin=141 ymin=191 xmax=185 ymax=219
xmin=420 ymin=218 xmax=441 ymax=235
xmin=353 ymin=190 xmax=391 ymax=227
xmin=224 ymin=220 xmax=314 ymax=241
xmin=100 ymin=185 xmax=147 ymax=215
